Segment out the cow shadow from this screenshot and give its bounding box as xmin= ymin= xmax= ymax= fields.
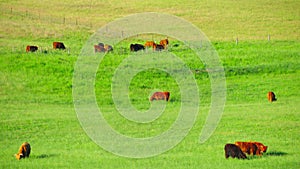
xmin=243 ymin=151 xmax=287 ymax=160
xmin=35 ymin=154 xmax=57 ymax=159
xmin=265 ymin=151 xmax=288 ymax=156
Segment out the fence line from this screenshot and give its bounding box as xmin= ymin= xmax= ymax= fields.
xmin=3 ymin=7 xmax=276 ymax=54
xmin=4 ymin=7 xmax=275 ymax=42
xmin=4 ymin=7 xmax=94 ymax=28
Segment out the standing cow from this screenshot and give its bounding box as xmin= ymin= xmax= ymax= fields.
xmin=159 ymin=38 xmax=169 ymax=49
xmin=150 ymin=92 xmax=170 ymax=101
xmin=267 ymin=91 xmax=277 ymax=102
xmin=53 ymin=42 xmax=66 ymax=50
xmin=153 ymin=43 xmax=165 ymax=51
xmin=144 ymin=41 xmax=156 ymax=48
xmin=26 ymin=45 xmax=38 ymax=52
xmin=130 ymin=44 xmax=145 ymax=52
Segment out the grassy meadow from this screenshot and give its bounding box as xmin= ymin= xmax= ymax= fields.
xmin=0 ymin=0 xmax=300 ymax=168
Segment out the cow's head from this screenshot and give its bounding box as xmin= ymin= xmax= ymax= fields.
xmin=15 ymin=153 xmax=24 ymax=160
xmin=255 ymin=143 xmax=268 ymax=153
xmin=260 ymin=145 xmax=268 ymax=153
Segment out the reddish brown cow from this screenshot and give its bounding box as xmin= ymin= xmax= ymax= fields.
xmin=94 ymin=43 xmax=113 ymax=53
xmin=153 ymin=43 xmax=165 ymax=51
xmin=26 ymin=45 xmax=38 ymax=52
xmin=251 ymin=141 xmax=268 ymax=154
xmin=159 ymin=38 xmax=169 ymax=49
xmin=94 ymin=45 xmax=105 ymax=52
xmin=104 ymin=44 xmax=113 ymax=52
xmin=150 ymin=92 xmax=170 ymax=101
xmin=235 ymin=141 xmax=261 ymax=156
xmin=15 ymin=142 xmax=31 ymax=160
xmin=267 ymin=91 xmax=277 ymax=102
xmin=144 ymin=41 xmax=156 ymax=48
xmin=53 ymin=42 xmax=66 ymax=50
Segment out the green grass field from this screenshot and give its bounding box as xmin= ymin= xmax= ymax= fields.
xmin=0 ymin=0 xmax=299 ymax=168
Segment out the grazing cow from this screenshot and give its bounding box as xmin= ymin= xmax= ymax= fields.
xmin=94 ymin=43 xmax=113 ymax=53
xmin=159 ymin=38 xmax=169 ymax=49
xmin=153 ymin=43 xmax=165 ymax=51
xmin=26 ymin=45 xmax=38 ymax=52
xmin=104 ymin=44 xmax=113 ymax=52
xmin=130 ymin=44 xmax=145 ymax=52
xmin=15 ymin=142 xmax=31 ymax=160
xmin=224 ymin=144 xmax=247 ymax=159
xmin=235 ymin=141 xmax=261 ymax=156
xmin=267 ymin=91 xmax=277 ymax=102
xmin=53 ymin=42 xmax=66 ymax=50
xmin=251 ymin=142 xmax=268 ymax=154
xmin=94 ymin=44 xmax=106 ymax=52
xmin=144 ymin=41 xmax=156 ymax=48
xmin=150 ymin=92 xmax=170 ymax=101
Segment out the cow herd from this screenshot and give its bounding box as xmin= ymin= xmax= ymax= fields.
xmin=93 ymin=38 xmax=169 ymax=53
xmin=27 ymin=39 xmax=169 ymax=54
xmin=131 ymin=38 xmax=169 ymax=52
xmin=20 ymin=37 xmax=278 ymax=161
xmin=26 ymin=42 xmax=66 ymax=53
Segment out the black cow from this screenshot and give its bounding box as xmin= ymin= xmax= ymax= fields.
xmin=224 ymin=144 xmax=247 ymax=159
xmin=53 ymin=42 xmax=66 ymax=50
xmin=26 ymin=45 xmax=38 ymax=52
xmin=130 ymin=44 xmax=145 ymax=52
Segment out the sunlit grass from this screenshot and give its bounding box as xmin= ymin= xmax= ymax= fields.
xmin=0 ymin=0 xmax=299 ymax=168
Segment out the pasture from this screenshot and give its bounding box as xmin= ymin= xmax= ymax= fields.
xmin=0 ymin=0 xmax=299 ymax=168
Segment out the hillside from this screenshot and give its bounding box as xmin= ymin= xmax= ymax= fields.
xmin=0 ymin=0 xmax=299 ymax=169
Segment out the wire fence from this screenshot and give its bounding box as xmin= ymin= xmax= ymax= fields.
xmin=1 ymin=7 xmax=278 ymax=55
xmin=2 ymin=7 xmax=95 ymax=28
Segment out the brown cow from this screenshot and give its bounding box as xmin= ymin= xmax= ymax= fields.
xmin=251 ymin=141 xmax=268 ymax=154
xmin=150 ymin=92 xmax=170 ymax=101
xmin=235 ymin=141 xmax=261 ymax=156
xmin=267 ymin=91 xmax=277 ymax=102
xmin=144 ymin=41 xmax=156 ymax=48
xmin=104 ymin=44 xmax=113 ymax=52
xmin=153 ymin=43 xmax=165 ymax=51
xmin=53 ymin=42 xmax=66 ymax=50
xmin=224 ymin=144 xmax=247 ymax=159
xmin=15 ymin=142 xmax=31 ymax=160
xmin=94 ymin=44 xmax=106 ymax=52
xmin=159 ymin=38 xmax=169 ymax=49
xmin=94 ymin=43 xmax=113 ymax=53
xmin=26 ymin=45 xmax=38 ymax=52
